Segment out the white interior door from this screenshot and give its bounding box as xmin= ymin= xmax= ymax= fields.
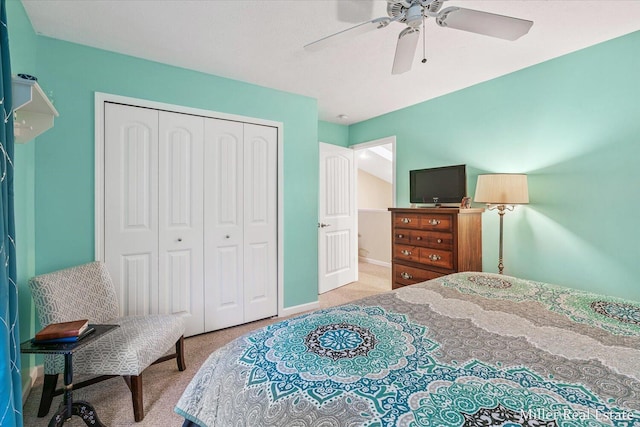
xmin=203 ymin=118 xmax=245 ymax=330
xmin=158 ymin=111 xmax=204 ymax=336
xmin=203 ymin=120 xmax=278 ymax=329
xmin=318 ymin=142 xmax=357 ymax=294
xmin=104 ymin=103 xmax=159 ymax=316
xmin=105 ymin=104 xmax=206 ymax=335
xmin=102 ymin=99 xmax=279 ymax=335
xmin=243 ymin=123 xmax=278 ymax=322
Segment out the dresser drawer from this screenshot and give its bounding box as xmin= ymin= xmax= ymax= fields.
xmin=410 ymin=230 xmax=453 ymax=250
xmin=394 ymin=264 xmax=445 ymax=286
xmin=394 ymin=244 xmax=420 ymax=262
xmin=393 ymin=214 xmax=421 ymax=229
xmin=419 ymin=247 xmax=454 ymax=270
xmin=393 ymin=230 xmax=412 ymax=245
xmin=419 ymin=214 xmax=453 ymax=232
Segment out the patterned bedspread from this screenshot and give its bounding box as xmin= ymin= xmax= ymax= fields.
xmin=175 ymin=272 xmax=640 ymax=426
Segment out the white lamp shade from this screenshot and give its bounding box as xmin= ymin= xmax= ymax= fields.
xmin=474 ymin=174 xmax=529 ymax=204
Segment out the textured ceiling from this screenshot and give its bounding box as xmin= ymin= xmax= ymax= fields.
xmin=21 ymin=0 xmax=640 ymax=124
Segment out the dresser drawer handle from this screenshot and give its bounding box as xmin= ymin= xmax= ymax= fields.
xmin=428 ymin=219 xmax=441 ymax=226
xmin=428 ymin=254 xmax=442 ymax=261
xmin=401 ymin=249 xmax=412 ymax=256
xmin=437 ymin=238 xmax=442 ymax=243
xmin=397 ymin=234 xmax=404 ymax=239
xmin=416 ymin=236 xmax=422 ymax=241
xmin=401 ymin=217 xmax=412 ymax=224
xmin=400 ymin=272 xmax=413 ymax=280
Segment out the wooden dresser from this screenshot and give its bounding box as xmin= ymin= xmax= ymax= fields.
xmin=388 ymin=207 xmax=483 ymax=289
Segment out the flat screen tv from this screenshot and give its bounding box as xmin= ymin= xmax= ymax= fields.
xmin=409 ymin=164 xmax=466 ymax=205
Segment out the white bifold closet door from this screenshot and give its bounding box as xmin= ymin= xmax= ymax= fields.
xmin=203 ymin=119 xmax=278 ymax=331
xmin=103 ymin=102 xmax=277 ymax=336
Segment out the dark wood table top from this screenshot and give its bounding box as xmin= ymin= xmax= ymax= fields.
xmin=20 ymin=324 xmax=119 ymax=355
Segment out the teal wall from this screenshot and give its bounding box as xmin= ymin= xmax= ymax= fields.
xmin=318 ymin=120 xmax=349 ymax=147
xmin=350 ymin=31 xmax=640 ymax=301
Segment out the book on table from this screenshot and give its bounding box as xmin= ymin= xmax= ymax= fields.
xmin=32 ymin=327 xmax=96 ymax=344
xmin=34 ymin=319 xmax=90 ymax=343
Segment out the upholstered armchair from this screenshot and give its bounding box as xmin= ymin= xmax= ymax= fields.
xmin=29 ymin=261 xmax=186 ymax=422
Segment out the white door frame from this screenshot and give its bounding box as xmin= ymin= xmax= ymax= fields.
xmin=94 ymin=92 xmax=285 ymax=318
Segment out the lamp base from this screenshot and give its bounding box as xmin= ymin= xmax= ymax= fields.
xmin=498 ymin=206 xmax=506 ymax=274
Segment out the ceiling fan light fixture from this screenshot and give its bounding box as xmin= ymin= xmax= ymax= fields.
xmin=405 ymin=3 xmax=424 ymax=28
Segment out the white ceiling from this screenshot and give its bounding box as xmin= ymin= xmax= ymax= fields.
xmin=21 ymin=0 xmax=640 ymax=124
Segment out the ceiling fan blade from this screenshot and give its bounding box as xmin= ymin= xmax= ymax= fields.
xmin=304 ymin=17 xmax=390 ymax=52
xmin=436 ymin=7 xmax=533 ymax=41
xmin=392 ymin=27 xmax=420 ymax=75
xmin=337 ymin=0 xmax=374 ymax=23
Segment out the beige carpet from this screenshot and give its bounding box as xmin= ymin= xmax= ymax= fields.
xmin=22 ymin=262 xmax=391 ymax=426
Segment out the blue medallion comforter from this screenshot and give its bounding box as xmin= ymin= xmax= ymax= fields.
xmin=175 ymin=273 xmax=640 ymax=426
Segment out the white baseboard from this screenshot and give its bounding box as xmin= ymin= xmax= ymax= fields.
xmin=359 ymin=257 xmax=391 ymax=268
xmin=22 ymin=364 xmax=43 ymax=405
xmin=279 ymin=300 xmax=320 ymax=318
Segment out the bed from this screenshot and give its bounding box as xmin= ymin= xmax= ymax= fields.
xmin=175 ymin=272 xmax=640 ymax=426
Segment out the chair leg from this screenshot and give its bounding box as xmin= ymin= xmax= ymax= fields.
xmin=38 ymin=374 xmax=58 ymax=417
xmin=124 ymin=375 xmax=145 ymax=422
xmin=176 ymin=336 xmax=186 ymax=372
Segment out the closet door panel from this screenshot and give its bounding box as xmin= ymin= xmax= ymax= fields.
xmin=204 ymin=118 xmax=244 ymax=330
xmin=122 ymin=254 xmax=153 ymax=315
xmin=159 ymin=111 xmax=205 ymax=335
xmin=103 ymin=100 xmax=278 ymax=333
xmin=243 ymin=124 xmax=278 ymax=322
xmin=104 ymin=103 xmax=159 ymax=316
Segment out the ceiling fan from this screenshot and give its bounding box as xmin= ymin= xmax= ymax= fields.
xmin=305 ymin=0 xmax=533 ymax=75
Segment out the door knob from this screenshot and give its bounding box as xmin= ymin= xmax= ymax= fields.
xmin=318 ymin=223 xmax=330 ymax=228
xmin=177 ymin=238 xmax=182 ymax=242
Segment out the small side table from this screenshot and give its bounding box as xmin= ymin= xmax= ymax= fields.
xmin=21 ymin=324 xmax=119 ymax=427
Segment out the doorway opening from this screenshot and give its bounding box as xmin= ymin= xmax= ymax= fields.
xmin=317 ymin=136 xmax=396 ymax=299
xmin=352 ymin=136 xmax=395 ymax=290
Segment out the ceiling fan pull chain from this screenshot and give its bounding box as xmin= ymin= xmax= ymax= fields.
xmin=422 ymin=17 xmax=427 ymax=63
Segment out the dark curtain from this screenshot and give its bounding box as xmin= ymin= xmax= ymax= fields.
xmin=0 ymin=0 xmax=23 ymax=425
